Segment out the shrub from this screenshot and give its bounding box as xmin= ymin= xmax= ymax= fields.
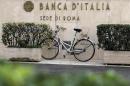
xmin=0 ymin=61 xmax=129 ymax=86
xmin=0 ymin=61 xmax=33 ymax=86
xmin=97 ymin=24 xmax=130 ymax=51
xmin=2 ymin=23 xmax=52 ymax=48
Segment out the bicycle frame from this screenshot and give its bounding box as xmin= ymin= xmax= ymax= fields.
xmin=55 ymin=32 xmax=78 ymax=53
xmin=59 ymin=38 xmax=74 ymax=53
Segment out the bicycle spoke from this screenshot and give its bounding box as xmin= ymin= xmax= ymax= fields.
xmin=73 ymin=39 xmax=95 ymax=62
xmin=41 ymin=38 xmax=59 ymax=60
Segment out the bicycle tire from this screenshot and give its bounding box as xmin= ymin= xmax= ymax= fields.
xmin=41 ymin=38 xmax=59 ymax=60
xmin=73 ymin=39 xmax=95 ymax=62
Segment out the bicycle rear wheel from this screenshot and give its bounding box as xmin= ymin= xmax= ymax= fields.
xmin=41 ymin=38 xmax=59 ymax=60
xmin=73 ymin=39 xmax=95 ymax=62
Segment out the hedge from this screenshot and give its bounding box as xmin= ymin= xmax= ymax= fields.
xmin=2 ymin=23 xmax=52 ymax=48
xmin=97 ymin=24 xmax=130 ymax=51
xmin=0 ymin=61 xmax=129 ymax=86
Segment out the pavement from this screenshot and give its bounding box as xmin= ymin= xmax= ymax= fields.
xmin=29 ymin=58 xmax=130 ymax=68
xmin=38 ymin=59 xmax=103 ymax=66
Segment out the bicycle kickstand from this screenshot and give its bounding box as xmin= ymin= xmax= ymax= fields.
xmin=63 ymin=55 xmax=66 ymax=58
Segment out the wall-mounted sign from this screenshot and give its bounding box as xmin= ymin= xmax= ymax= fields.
xmin=38 ymin=1 xmax=110 ymax=22
xmin=39 ymin=2 xmax=110 ymax=11
xmin=23 ymin=1 xmax=110 ymax=22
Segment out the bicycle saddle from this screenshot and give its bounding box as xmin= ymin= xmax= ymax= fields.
xmin=74 ymin=28 xmax=82 ymax=32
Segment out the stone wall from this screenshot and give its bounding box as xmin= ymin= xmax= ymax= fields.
xmin=0 ymin=0 xmax=130 ymax=62
xmin=1 ymin=0 xmax=129 ymax=42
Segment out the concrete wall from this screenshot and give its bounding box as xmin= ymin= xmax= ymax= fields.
xmin=0 ymin=0 xmax=130 ymax=62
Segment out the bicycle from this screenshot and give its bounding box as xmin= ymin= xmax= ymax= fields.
xmin=41 ymin=25 xmax=95 ymax=62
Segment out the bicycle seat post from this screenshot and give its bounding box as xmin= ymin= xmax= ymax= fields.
xmin=75 ymin=31 xmax=78 ymax=37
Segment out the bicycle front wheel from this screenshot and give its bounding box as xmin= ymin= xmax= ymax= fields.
xmin=73 ymin=39 xmax=95 ymax=62
xmin=41 ymin=38 xmax=59 ymax=60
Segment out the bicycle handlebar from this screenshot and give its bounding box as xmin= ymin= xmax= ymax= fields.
xmin=54 ymin=25 xmax=66 ymax=34
xmin=52 ymin=25 xmax=67 ymax=37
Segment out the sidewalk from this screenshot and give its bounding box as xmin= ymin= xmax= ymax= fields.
xmin=37 ymin=57 xmax=103 ymax=66
xmin=34 ymin=59 xmax=130 ymax=68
